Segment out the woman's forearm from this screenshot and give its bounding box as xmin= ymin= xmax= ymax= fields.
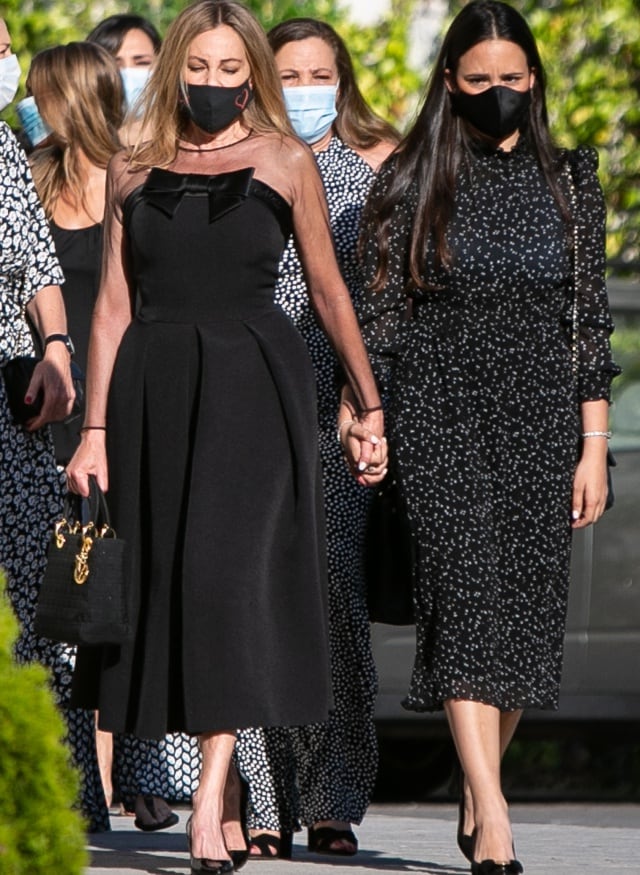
xmin=81 ymin=307 xmax=130 ymax=428
xmin=26 ymin=284 xmax=68 ymax=341
xmin=579 ymin=398 xmax=610 ymax=461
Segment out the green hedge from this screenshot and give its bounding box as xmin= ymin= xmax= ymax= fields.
xmin=0 ymin=572 xmax=87 ymax=875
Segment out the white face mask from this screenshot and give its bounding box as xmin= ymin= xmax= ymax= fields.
xmin=0 ymin=53 xmax=21 ymax=111
xmin=120 ymin=66 xmax=151 ymax=118
xmin=282 ymin=84 xmax=338 ymax=145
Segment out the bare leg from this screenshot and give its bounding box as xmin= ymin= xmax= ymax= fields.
xmin=94 ymin=712 xmax=113 ymax=808
xmin=445 ymin=700 xmax=522 ymax=863
xmin=190 ymin=731 xmax=236 ymax=862
xmin=459 ymin=708 xmax=522 ymax=840
xmin=222 ymin=760 xmax=247 ymax=852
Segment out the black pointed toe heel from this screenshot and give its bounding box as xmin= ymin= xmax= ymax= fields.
xmin=228 ymin=771 xmax=250 ymax=871
xmin=471 ymin=860 xmax=523 ymax=875
xmin=186 ymin=816 xmax=234 ymax=875
xmin=454 ymin=763 xmax=474 ymax=862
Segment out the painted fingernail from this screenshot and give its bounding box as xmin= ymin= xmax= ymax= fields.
xmin=370 ymin=435 xmax=380 ymax=445
xmin=571 ymin=510 xmax=580 ymax=520
xmin=25 ymin=395 xmax=32 ymax=404
xmin=358 ymin=461 xmax=367 ymax=471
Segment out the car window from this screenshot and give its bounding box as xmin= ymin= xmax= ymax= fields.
xmin=607 ymin=282 xmax=640 ymax=451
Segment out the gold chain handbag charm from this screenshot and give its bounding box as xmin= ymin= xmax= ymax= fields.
xmin=73 ymin=524 xmax=97 ymax=585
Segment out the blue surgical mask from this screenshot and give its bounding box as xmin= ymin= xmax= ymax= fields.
xmin=16 ymin=95 xmax=52 ymax=147
xmin=282 ymin=84 xmax=338 ymax=145
xmin=120 ymin=66 xmax=151 ymax=117
xmin=0 ymin=53 xmax=21 ymax=112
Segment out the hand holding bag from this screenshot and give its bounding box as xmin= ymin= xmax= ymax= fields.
xmin=35 ymin=476 xmax=131 ymax=646
xmin=1 ymin=354 xmax=85 ymax=426
xmin=364 ymin=475 xmax=415 ymax=625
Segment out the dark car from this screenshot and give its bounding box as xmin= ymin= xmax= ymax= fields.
xmin=371 ymin=280 xmax=640 ymax=733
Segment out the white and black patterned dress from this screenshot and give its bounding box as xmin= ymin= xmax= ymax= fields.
xmin=358 ymin=141 xmax=619 ymax=713
xmin=0 ymin=121 xmax=108 ymax=831
xmin=235 ymin=136 xmax=378 ymax=829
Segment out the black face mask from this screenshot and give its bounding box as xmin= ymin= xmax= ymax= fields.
xmin=184 ymin=80 xmax=253 ymax=134
xmin=450 ymin=85 xmax=531 ymax=141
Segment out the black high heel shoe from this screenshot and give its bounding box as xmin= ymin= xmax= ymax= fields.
xmin=471 ymin=860 xmax=523 ymax=875
xmin=186 ymin=817 xmax=234 ymax=875
xmin=224 ymin=768 xmax=251 ymax=872
xmin=454 ymin=762 xmax=474 ymax=862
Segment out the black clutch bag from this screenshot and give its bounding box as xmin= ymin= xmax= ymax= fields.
xmin=35 ymin=476 xmax=132 ymax=646
xmin=1 ymin=354 xmax=84 ymax=426
xmin=364 ymin=476 xmax=415 ymax=625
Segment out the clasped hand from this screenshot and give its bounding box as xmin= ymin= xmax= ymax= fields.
xmin=340 ymin=415 xmax=388 ymax=486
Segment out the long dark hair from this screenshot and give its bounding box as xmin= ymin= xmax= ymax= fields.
xmin=365 ymin=0 xmax=568 ymax=292
xmin=267 ymin=18 xmax=399 ymax=151
xmin=87 ymin=14 xmax=162 ymax=56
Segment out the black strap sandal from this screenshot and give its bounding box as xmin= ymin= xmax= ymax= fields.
xmin=133 ymin=794 xmax=179 ymax=832
xmin=249 ymin=831 xmax=293 ymax=860
xmin=307 ymin=826 xmax=358 ymax=856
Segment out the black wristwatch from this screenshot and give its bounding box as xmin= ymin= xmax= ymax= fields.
xmin=44 ymin=333 xmax=75 ymax=355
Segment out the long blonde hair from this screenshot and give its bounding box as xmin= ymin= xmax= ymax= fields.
xmin=131 ymin=0 xmax=293 ymax=168
xmin=28 ymin=42 xmax=124 ymax=220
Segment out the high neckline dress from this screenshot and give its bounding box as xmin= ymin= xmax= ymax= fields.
xmin=359 ymin=142 xmax=619 ymax=714
xmin=73 ymin=161 xmax=333 ymax=739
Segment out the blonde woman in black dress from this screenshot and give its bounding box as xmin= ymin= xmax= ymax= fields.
xmin=357 ymin=2 xmax=618 ymax=872
xmin=66 ymin=2 xmax=386 ymax=872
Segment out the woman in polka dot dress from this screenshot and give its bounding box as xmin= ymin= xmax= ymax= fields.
xmin=357 ymin=2 xmax=619 ymax=873
xmin=0 ymin=96 xmax=108 ymax=831
xmin=234 ymin=18 xmax=398 ymax=858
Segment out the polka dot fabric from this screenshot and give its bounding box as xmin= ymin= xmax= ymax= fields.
xmin=0 ymin=122 xmax=109 ymax=832
xmin=235 ymin=136 xmax=378 ymax=829
xmin=359 ymin=141 xmax=618 ymax=714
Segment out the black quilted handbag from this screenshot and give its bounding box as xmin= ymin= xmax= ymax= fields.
xmin=364 ymin=476 xmax=415 ymax=625
xmin=35 ymin=476 xmax=131 ymax=646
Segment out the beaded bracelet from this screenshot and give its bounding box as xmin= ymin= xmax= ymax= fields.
xmin=581 ymin=430 xmax=612 ymax=439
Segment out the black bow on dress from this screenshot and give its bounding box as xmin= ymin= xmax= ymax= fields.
xmin=142 ymin=166 xmax=255 ymax=222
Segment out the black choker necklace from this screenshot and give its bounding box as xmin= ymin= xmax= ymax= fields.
xmin=178 ymin=129 xmax=253 ymax=153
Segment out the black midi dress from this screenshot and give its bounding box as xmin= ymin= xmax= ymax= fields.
xmin=49 ymin=222 xmax=102 ymax=464
xmin=359 ymin=142 xmax=619 ymax=713
xmin=73 ymin=144 xmax=337 ymax=739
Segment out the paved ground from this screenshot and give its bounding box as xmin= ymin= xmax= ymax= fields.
xmin=87 ymin=802 xmax=639 ymax=874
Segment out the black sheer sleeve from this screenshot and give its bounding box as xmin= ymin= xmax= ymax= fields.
xmin=567 ymin=146 xmax=621 ymax=401
xmin=357 ymin=164 xmax=416 ymax=393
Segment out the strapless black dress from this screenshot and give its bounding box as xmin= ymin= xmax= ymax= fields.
xmin=72 ymin=168 xmax=332 ymax=739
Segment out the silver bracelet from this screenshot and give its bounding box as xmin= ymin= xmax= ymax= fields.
xmin=336 ymin=419 xmax=356 ymax=444
xmin=581 ymin=430 xmax=612 ymax=439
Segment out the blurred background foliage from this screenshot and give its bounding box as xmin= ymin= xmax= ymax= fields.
xmin=1 ymin=0 xmax=638 ymax=274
